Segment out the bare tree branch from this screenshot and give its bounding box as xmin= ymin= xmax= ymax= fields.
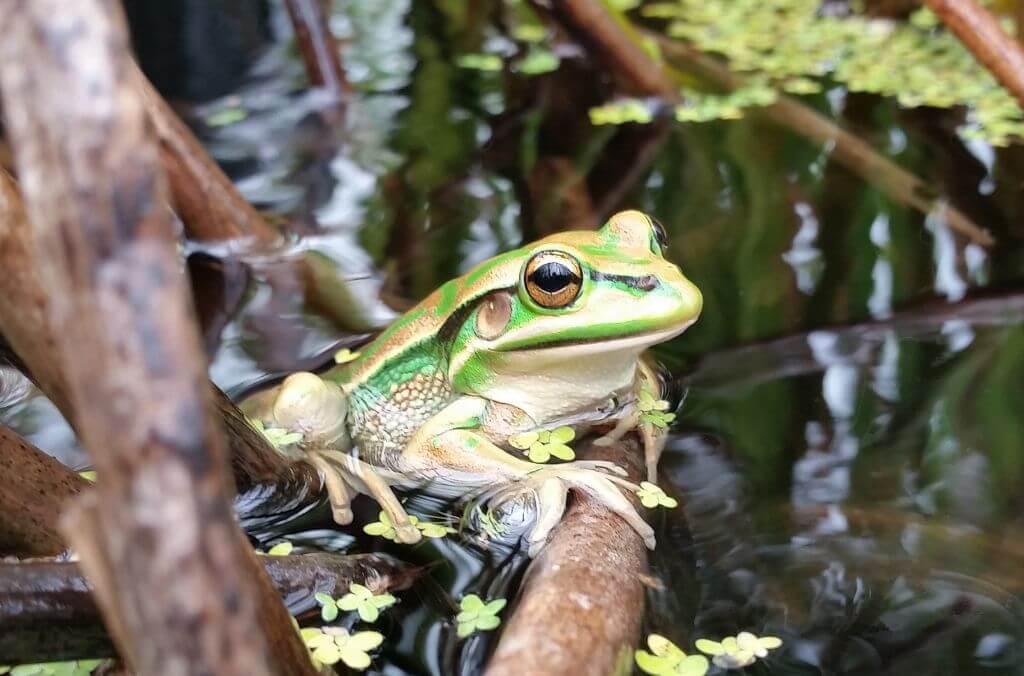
xmin=0 ymin=1 xmax=316 ymax=673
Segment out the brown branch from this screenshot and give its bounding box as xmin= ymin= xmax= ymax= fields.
xmin=0 ymin=169 xmax=73 ymax=415
xmin=0 ymin=1 xmax=315 ymax=674
xmin=132 ymin=63 xmax=281 ymax=246
xmin=542 ymin=0 xmax=994 ymax=246
xmin=283 ymin=0 xmax=351 ymax=100
xmin=545 ymin=0 xmax=677 ymax=97
xmin=485 ymin=437 xmax=648 ymax=676
xmin=0 ymin=553 xmax=414 ymax=664
xmin=0 ymin=425 xmax=87 ymax=558
xmin=1 ymin=170 xmax=326 ymax=534
xmin=924 ymin=0 xmax=1024 ymax=110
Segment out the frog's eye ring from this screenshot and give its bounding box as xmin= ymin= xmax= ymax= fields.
xmin=649 ymin=216 xmax=669 ymax=255
xmin=524 ymin=251 xmax=583 ymax=309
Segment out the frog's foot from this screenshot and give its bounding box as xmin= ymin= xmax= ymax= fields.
xmin=315 ymin=449 xmax=422 ymax=545
xmin=527 ymin=465 xmax=655 ymax=553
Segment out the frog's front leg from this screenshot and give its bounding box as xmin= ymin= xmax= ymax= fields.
xmin=595 ymin=361 xmax=670 ymax=482
xmin=403 ymin=397 xmax=655 ymax=555
xmin=271 ymin=372 xmax=421 ymax=544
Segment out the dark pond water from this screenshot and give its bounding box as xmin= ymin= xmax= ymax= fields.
xmin=4 ymin=1 xmax=1024 ymax=674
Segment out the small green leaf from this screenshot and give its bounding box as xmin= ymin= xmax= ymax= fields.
xmin=266 ymin=541 xmax=293 ymax=556
xmin=333 ymin=348 xmax=360 ymax=364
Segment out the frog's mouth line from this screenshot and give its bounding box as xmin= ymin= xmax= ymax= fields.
xmin=502 ymin=321 xmax=695 ymax=353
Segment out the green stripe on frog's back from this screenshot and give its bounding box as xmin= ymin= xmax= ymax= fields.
xmin=340 ymin=254 xmax=521 ymax=389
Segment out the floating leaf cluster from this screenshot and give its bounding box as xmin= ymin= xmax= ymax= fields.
xmin=508 ymin=426 xmax=576 ymax=463
xmin=639 ymin=0 xmax=1024 ymax=145
xmin=0 ymin=662 xmax=102 ymax=676
xmin=316 ymin=584 xmax=397 ymax=623
xmin=363 ymin=510 xmax=455 ymax=541
xmin=300 ymin=627 xmax=384 ymax=671
xmin=456 ymin=594 xmax=506 ymax=638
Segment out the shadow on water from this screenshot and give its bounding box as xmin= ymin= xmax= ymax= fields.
xmin=4 ymin=0 xmax=1024 ymax=673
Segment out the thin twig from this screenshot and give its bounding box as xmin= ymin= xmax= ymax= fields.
xmin=283 ymin=0 xmax=351 ymax=101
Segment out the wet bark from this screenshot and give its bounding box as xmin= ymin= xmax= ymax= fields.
xmin=1 ymin=168 xmax=326 ymax=535
xmin=133 ymin=62 xmax=281 ymax=245
xmin=283 ymin=0 xmax=350 ymax=100
xmin=0 ymin=1 xmax=316 ymax=673
xmin=0 ymin=425 xmax=87 ymax=558
xmin=485 ymin=437 xmax=648 ymax=676
xmin=0 ymin=553 xmax=414 ymax=664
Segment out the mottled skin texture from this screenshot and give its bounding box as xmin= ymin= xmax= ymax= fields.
xmin=270 ymin=211 xmax=702 ymax=553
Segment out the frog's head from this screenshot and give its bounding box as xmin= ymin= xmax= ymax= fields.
xmin=448 ymin=210 xmax=702 ymax=418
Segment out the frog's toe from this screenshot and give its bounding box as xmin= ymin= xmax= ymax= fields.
xmin=553 ymin=468 xmax=655 ymax=550
xmin=332 ymin=506 xmax=354 ymax=525
xmin=526 ymin=477 xmax=569 ymax=556
xmin=395 ymin=523 xmax=423 ymax=544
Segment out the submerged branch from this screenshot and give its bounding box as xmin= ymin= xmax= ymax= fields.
xmin=485 ymin=437 xmax=648 ymax=676
xmin=0 ymin=425 xmax=86 ymax=558
xmin=923 ymin=0 xmax=1024 ymax=110
xmin=0 ymin=553 xmax=415 ymax=664
xmin=283 ymin=0 xmax=350 ymax=101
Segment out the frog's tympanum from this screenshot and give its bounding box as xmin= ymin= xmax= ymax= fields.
xmin=266 ymin=211 xmax=702 ymax=554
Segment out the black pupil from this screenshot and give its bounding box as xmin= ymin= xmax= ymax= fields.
xmin=650 ymin=217 xmax=668 ymax=251
xmin=531 ymin=262 xmax=576 ymax=293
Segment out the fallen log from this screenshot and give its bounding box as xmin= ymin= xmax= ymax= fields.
xmin=0 ymin=553 xmax=414 ymax=664
xmin=485 ymin=437 xmax=648 ymax=676
xmin=0 ymin=0 xmax=316 ymax=672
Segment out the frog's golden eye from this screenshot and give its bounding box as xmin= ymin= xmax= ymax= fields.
xmin=524 ymin=251 xmax=583 ymax=309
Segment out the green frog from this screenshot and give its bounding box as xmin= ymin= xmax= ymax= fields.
xmin=263 ymin=210 xmax=702 ymax=554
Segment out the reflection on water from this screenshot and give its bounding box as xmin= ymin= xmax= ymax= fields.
xmin=4 ymin=1 xmax=1024 ymax=674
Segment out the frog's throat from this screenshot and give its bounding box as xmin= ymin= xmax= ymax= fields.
xmin=461 ymin=335 xmax=678 ymax=426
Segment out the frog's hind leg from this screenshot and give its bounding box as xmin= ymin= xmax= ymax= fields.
xmin=314 ymin=449 xmax=422 ymax=545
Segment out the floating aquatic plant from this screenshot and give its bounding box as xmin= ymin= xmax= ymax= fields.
xmin=363 ymin=511 xmax=455 ymax=541
xmin=316 ymin=584 xmax=397 ymax=623
xmin=636 ymin=481 xmax=679 ymax=509
xmin=634 ymin=634 xmax=709 ymax=676
xmin=695 ymin=631 xmax=783 ymax=669
xmin=300 ymin=626 xmax=383 ymax=671
xmin=265 ymin=541 xmax=294 ymax=556
xmin=627 ymin=0 xmax=1024 ymax=145
xmin=333 ymin=348 xmax=361 ymax=364
xmin=508 ymin=426 xmax=576 ymax=463
xmin=638 ymin=390 xmax=678 ymax=428
xmin=248 ymin=418 xmax=303 ymax=449
xmin=0 ymin=661 xmax=103 ymax=676
xmin=456 ymin=594 xmax=506 ymax=638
